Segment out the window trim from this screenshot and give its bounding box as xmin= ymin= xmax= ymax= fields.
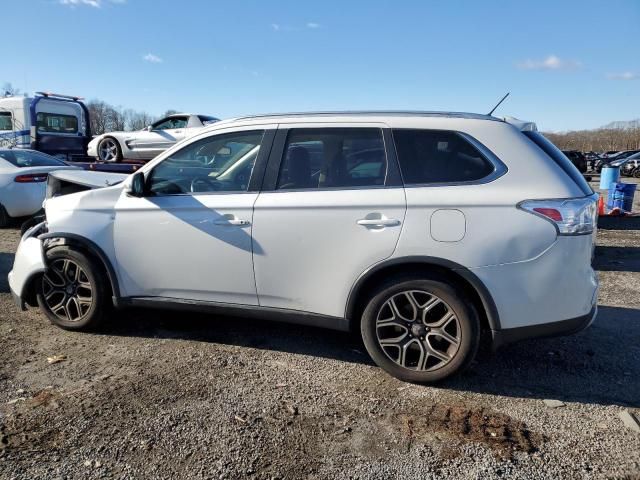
xmin=391 ymin=129 xmax=507 ymax=188
xmin=143 ymin=128 xmax=275 ymax=197
xmin=261 ymin=126 xmax=402 ymax=193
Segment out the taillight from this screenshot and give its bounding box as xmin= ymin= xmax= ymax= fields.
xmin=519 ymin=195 xmax=597 ymax=235
xmin=14 ymin=174 xmax=48 ymax=183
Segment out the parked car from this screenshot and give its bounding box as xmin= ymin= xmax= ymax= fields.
xmin=87 ymin=114 xmax=219 ymax=163
xmin=610 ymin=152 xmax=640 ymax=177
xmin=9 ymin=111 xmax=598 ymax=383
xmin=0 ymin=92 xmax=91 ymax=161
xmin=595 ymin=150 xmax=640 ymax=173
xmin=0 ymin=148 xmax=79 ymax=226
xmin=561 ymin=150 xmax=587 ymax=173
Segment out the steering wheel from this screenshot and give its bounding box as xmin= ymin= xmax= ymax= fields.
xmin=190 ymin=176 xmax=219 ymax=193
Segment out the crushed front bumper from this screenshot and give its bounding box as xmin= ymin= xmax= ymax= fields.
xmin=8 ymin=222 xmax=47 ymax=310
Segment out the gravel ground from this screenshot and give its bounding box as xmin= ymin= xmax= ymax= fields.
xmin=0 ymin=177 xmax=639 ymax=479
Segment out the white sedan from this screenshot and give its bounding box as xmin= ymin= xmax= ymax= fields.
xmin=0 ymin=148 xmax=79 ymax=227
xmin=87 ymin=113 xmax=219 ymax=163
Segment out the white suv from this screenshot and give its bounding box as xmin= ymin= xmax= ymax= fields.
xmin=9 ymin=112 xmax=599 ymax=383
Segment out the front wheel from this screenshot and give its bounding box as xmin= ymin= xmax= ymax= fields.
xmin=633 ymin=169 xmax=640 ymax=179
xmin=360 ymin=276 xmax=480 ymax=383
xmin=36 ymin=247 xmax=107 ymax=330
xmin=97 ymin=137 xmax=123 ymax=163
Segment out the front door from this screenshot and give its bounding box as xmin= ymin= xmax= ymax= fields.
xmin=252 ymin=125 xmax=406 ymax=318
xmin=114 ymin=127 xmax=273 ymax=304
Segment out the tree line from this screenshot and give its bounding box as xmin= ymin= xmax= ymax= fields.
xmin=541 ymin=127 xmax=640 ymax=153
xmin=86 ymin=100 xmax=178 ymax=135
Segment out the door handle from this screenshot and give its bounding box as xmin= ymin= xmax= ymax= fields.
xmin=357 ymin=218 xmax=401 ymax=227
xmin=214 ymin=215 xmax=250 ymax=226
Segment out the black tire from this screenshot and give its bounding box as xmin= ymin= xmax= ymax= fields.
xmin=0 ymin=204 xmax=10 ymax=228
xmin=360 ymin=275 xmax=480 ymax=383
xmin=97 ymin=137 xmax=123 ymax=163
xmin=20 ymin=213 xmax=45 ymax=236
xmin=36 ymin=246 xmax=108 ymax=331
xmin=634 ymin=169 xmax=640 ymax=179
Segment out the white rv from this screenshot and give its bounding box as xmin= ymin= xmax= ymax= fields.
xmin=0 ymin=92 xmax=91 ymax=161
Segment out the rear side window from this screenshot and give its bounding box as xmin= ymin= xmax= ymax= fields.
xmin=524 ymin=131 xmax=592 ymax=195
xmin=277 ymin=128 xmax=386 ymax=190
xmin=393 ymin=129 xmax=495 ymax=184
xmin=36 ymin=112 xmax=78 ymax=134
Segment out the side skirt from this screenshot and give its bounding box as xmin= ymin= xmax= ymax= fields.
xmin=118 ymin=297 xmax=350 ymax=332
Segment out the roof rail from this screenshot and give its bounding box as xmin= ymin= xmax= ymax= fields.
xmin=35 ymin=91 xmax=84 ymax=101
xmin=231 ymin=110 xmax=503 ymax=122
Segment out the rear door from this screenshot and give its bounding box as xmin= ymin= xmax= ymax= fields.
xmin=251 ymin=124 xmax=406 ymax=318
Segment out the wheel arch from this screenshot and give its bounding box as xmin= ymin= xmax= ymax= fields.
xmin=38 ymin=232 xmax=121 ymax=305
xmin=345 ymin=256 xmax=501 ymax=334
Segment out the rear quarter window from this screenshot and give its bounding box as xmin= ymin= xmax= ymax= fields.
xmin=392 ymin=129 xmax=495 ymax=184
xmin=524 ymin=131 xmax=592 ymax=195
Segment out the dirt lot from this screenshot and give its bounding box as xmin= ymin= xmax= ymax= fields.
xmin=1 ymin=178 xmax=639 ymax=479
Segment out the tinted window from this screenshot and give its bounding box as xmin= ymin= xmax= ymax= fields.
xmin=393 ymin=129 xmax=494 ymax=184
xmin=0 ymin=149 xmax=67 ymax=167
xmin=0 ymin=112 xmax=11 ymax=130
xmin=36 ymin=112 xmax=78 ymax=134
xmin=198 ymin=115 xmax=219 ymax=125
xmin=153 ymin=117 xmax=188 ymax=130
xmin=523 ymin=131 xmax=593 ymax=195
xmin=277 ymin=128 xmax=386 ymax=190
xmin=147 ymin=130 xmax=264 ymax=194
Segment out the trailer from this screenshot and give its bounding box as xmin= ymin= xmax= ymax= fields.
xmin=0 ymin=92 xmax=141 ymax=173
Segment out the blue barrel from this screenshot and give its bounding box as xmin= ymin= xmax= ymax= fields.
xmin=600 ymin=166 xmax=620 ymax=190
xmin=607 ymin=182 xmax=637 ymax=212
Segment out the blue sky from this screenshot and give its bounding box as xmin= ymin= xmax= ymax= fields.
xmin=3 ymin=0 xmax=639 ymax=131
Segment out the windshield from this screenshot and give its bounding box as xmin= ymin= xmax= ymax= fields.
xmin=0 ymin=149 xmax=67 ymax=167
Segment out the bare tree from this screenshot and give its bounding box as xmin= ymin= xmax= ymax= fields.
xmin=2 ymin=82 xmax=21 ymax=97
xmin=545 ymin=127 xmax=640 ymax=152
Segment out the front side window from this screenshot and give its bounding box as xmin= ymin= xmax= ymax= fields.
xmin=36 ymin=112 xmax=78 ymax=134
xmin=147 ymin=130 xmax=264 ymax=195
xmin=277 ymin=128 xmax=386 ymax=190
xmin=393 ymin=129 xmax=495 ymax=184
xmin=153 ymin=116 xmax=188 ymax=130
xmin=0 ymin=112 xmax=12 ymax=131
xmin=0 ymin=149 xmax=66 ymax=167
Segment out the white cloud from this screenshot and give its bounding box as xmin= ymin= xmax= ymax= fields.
xmin=270 ymin=23 xmax=281 ymax=31
xmin=517 ymin=55 xmax=581 ymax=71
xmin=606 ymin=72 xmax=639 ymax=80
xmin=143 ymin=53 xmax=163 ymax=64
xmin=59 ymin=0 xmax=125 ymax=7
xmin=306 ymin=22 xmax=320 ymax=29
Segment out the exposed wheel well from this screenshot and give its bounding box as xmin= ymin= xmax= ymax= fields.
xmin=23 ymin=236 xmax=119 ymax=308
xmin=347 ymin=261 xmax=497 ymax=337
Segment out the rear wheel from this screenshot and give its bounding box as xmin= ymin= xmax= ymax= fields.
xmin=634 ymin=168 xmax=640 ymax=179
xmin=36 ymin=247 xmax=107 ymax=330
xmin=360 ymin=276 xmax=480 ymax=383
xmin=97 ymin=137 xmax=123 ymax=163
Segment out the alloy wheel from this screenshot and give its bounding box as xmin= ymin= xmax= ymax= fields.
xmin=375 ymin=290 xmax=461 ymax=372
xmin=99 ymin=139 xmax=118 ymax=162
xmin=42 ymin=259 xmax=94 ymax=322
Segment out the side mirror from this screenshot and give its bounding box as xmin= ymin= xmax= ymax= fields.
xmin=145 ymin=125 xmax=153 ymax=131
xmin=127 ymin=171 xmax=146 ymax=197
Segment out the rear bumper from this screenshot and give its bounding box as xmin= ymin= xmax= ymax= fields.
xmin=492 ymin=305 xmax=597 ymax=349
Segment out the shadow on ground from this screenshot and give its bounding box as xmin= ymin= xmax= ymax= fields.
xmin=593 ymin=246 xmax=640 ymax=272
xmin=102 ymin=303 xmax=639 ymax=408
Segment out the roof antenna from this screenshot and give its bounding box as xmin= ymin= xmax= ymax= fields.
xmin=487 ymin=92 xmax=510 ymax=116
